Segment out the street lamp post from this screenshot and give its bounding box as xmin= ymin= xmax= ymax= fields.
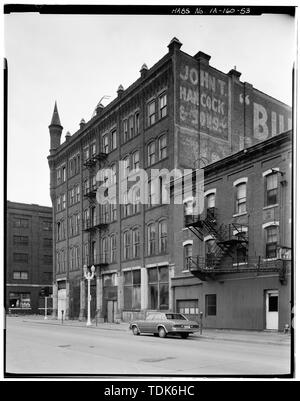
xmin=83 ymin=264 xmax=95 ymax=326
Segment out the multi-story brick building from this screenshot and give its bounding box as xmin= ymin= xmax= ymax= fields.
xmin=6 ymin=201 xmax=53 ymax=314
xmin=47 ymin=38 xmax=292 ymax=326
xmin=171 ymin=130 xmax=292 ymax=331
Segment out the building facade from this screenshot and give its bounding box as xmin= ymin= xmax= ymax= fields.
xmin=171 ymin=131 xmax=292 ymax=331
xmin=6 ymin=201 xmax=53 ymax=314
xmin=48 ymin=38 xmax=292 ymax=327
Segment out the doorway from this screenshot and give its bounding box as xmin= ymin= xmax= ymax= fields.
xmin=107 ymin=300 xmax=117 ymax=323
xmin=266 ymin=290 xmax=279 ymax=330
xmin=57 ymin=289 xmax=66 ymax=319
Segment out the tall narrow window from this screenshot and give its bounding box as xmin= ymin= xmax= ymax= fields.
xmin=124 ymin=270 xmax=141 ymax=310
xmin=129 ymin=115 xmax=134 ymax=138
xmin=83 ymin=146 xmax=89 ymax=161
xmin=91 ymin=142 xmax=96 ymax=157
xmin=62 ymin=193 xmax=66 ymax=210
xmin=124 ymin=231 xmax=131 ymax=260
xmin=132 ymin=187 xmax=140 ymax=214
xmin=57 ymin=168 xmax=61 ymax=185
xmin=102 ymin=237 xmax=108 ymax=264
xmin=110 ymin=234 xmax=116 ymax=263
xmin=135 ymin=112 xmax=140 ymax=136
xmin=205 ymin=239 xmax=216 ymax=268
xmin=235 ymin=183 xmax=247 ymax=214
xmin=111 ymin=129 xmax=117 ymax=150
xmin=147 ymin=223 xmax=156 ymax=256
xmin=111 ymin=197 xmax=117 ymax=221
xmin=205 ymin=294 xmax=217 ymax=316
xmin=206 ymin=193 xmax=216 ymax=220
xmin=132 ymin=151 xmax=140 ymax=170
xmin=148 ymin=100 xmax=156 ymax=126
xmin=103 ymin=134 xmax=109 ymax=154
xmin=123 ymin=119 xmax=128 ymax=142
xmin=159 ymin=93 xmax=167 ymax=119
xmin=184 ymin=243 xmax=193 ymax=270
xmin=266 ymin=226 xmax=278 ymax=259
xmin=123 ymin=193 xmax=130 ymax=217
xmin=62 ymin=166 xmax=66 ymax=182
xmin=132 ymin=228 xmax=140 ymax=258
xmin=76 ymin=185 xmax=80 ymax=202
xmin=148 ymin=266 xmax=169 ymax=310
xmin=158 ymin=134 xmax=167 ymax=160
xmin=148 ymin=141 xmax=156 ymax=166
xmin=159 ymin=220 xmax=167 ymax=253
xmin=265 ymin=172 xmax=278 ymax=206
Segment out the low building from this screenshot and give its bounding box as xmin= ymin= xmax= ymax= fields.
xmin=170 ymin=130 xmax=292 ymax=331
xmin=6 ymin=201 xmax=53 ymax=314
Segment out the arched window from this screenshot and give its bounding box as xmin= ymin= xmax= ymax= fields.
xmin=147 ymin=223 xmax=156 ymax=256
xmin=102 ymin=237 xmax=108 ymax=264
xmin=147 ymin=141 xmax=156 ymax=166
xmin=159 ymin=220 xmax=167 ymax=253
xmin=110 ymin=234 xmax=116 ymax=263
xmin=123 ymin=231 xmax=131 ymax=260
xmin=132 ymin=187 xmax=140 ymax=214
xmin=184 ymin=243 xmax=193 ymax=270
xmin=132 ymin=228 xmax=140 ymax=259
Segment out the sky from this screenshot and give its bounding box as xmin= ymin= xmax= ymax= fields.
xmin=4 ymin=9 xmax=296 ymax=207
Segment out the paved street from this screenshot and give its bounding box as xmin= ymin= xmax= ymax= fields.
xmin=5 ymin=317 xmax=291 ymax=376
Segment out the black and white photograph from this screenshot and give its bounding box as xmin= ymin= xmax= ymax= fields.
xmin=3 ymin=2 xmax=297 ymax=384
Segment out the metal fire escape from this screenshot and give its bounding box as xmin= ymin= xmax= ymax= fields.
xmin=185 ymin=208 xmax=287 ymax=283
xmin=83 ymin=149 xmax=109 ymax=269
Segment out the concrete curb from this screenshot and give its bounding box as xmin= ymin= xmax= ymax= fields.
xmin=20 ymin=319 xmax=291 ymax=346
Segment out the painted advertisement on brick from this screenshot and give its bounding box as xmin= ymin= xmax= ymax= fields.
xmin=232 ymin=80 xmax=292 ymax=149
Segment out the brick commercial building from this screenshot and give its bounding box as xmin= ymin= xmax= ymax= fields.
xmin=47 ymin=38 xmax=292 ymax=328
xmin=6 ymin=202 xmax=53 ymax=314
xmin=171 ymin=130 xmax=292 ymax=331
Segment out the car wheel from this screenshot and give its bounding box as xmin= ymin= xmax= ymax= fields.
xmin=158 ymin=327 xmax=167 ymax=338
xmin=180 ymin=333 xmax=189 ymax=339
xmin=132 ymin=326 xmax=140 ymax=336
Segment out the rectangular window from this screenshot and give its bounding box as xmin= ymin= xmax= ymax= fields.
xmin=13 ymin=271 xmax=28 ymax=280
xmin=184 ymin=244 xmax=193 ymax=270
xmin=76 ymin=185 xmax=80 ymax=202
xmin=91 ymin=142 xmax=96 ymax=157
xmin=110 ymin=234 xmax=117 ymax=263
xmin=111 ymin=198 xmax=117 ymax=221
xmin=159 ymin=220 xmax=167 ymax=253
xmin=103 ymin=134 xmax=109 ymax=154
xmin=13 ymin=235 xmax=29 ymax=246
xmin=124 ymin=270 xmax=141 ymax=310
xmin=148 ymin=100 xmax=156 ymax=126
xmin=148 ymin=142 xmax=156 ymax=166
xmin=147 ymin=224 xmax=156 ymax=256
xmin=235 ymin=183 xmax=247 ymax=214
xmin=83 ymin=146 xmax=89 ymax=161
xmin=123 ymin=119 xmax=128 ymax=142
xmin=9 ymin=292 xmax=31 ymax=309
xmin=133 ymin=151 xmax=140 ymax=170
xmin=133 ymin=229 xmax=140 ymax=258
xmin=57 ymin=168 xmax=61 ymax=185
xmin=135 ymin=112 xmax=140 ymax=136
xmin=14 ymin=218 xmax=29 ymax=228
xmin=102 ymin=238 xmax=108 ymax=264
xmin=129 ymin=115 xmax=134 ymax=138
xmin=111 ymin=129 xmax=117 ymax=150
xmin=62 ymin=166 xmax=66 ymax=182
xmin=148 ymin=266 xmax=169 ymax=310
xmin=159 ymin=135 xmax=167 ymax=160
xmin=57 ymin=196 xmax=61 ymax=212
xmin=13 ymin=253 xmax=28 ymax=263
xmin=205 ymin=294 xmax=217 ymax=316
xmin=159 ymin=93 xmax=167 ymax=119
xmin=266 ymin=226 xmax=278 ymax=259
xmin=265 ymin=173 xmax=278 ymax=206
xmin=62 ymin=193 xmax=66 ymax=210
xmin=124 ymin=231 xmax=131 ymax=260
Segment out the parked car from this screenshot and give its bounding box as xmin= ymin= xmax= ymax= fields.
xmin=129 ymin=312 xmax=199 ymax=339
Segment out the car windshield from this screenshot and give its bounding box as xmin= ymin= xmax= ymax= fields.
xmin=165 ymin=313 xmax=187 ymax=320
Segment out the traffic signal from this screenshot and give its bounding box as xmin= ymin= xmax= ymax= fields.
xmin=40 ymin=287 xmax=51 ymax=297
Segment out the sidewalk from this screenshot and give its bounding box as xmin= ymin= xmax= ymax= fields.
xmin=13 ymin=316 xmax=291 ymax=346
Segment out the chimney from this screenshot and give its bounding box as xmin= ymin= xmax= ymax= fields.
xmin=117 ymin=84 xmax=124 ymax=97
xmin=168 ymin=37 xmax=182 ymax=54
xmin=194 ymin=51 xmax=211 ymax=65
xmin=140 ymin=63 xmax=148 ymax=79
xmin=65 ymin=131 xmax=71 ymax=142
xmin=80 ymin=118 xmax=86 ymax=130
xmin=228 ymin=68 xmax=242 ymax=80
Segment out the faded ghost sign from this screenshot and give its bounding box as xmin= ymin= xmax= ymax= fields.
xmin=179 ymin=63 xmax=229 ymax=140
